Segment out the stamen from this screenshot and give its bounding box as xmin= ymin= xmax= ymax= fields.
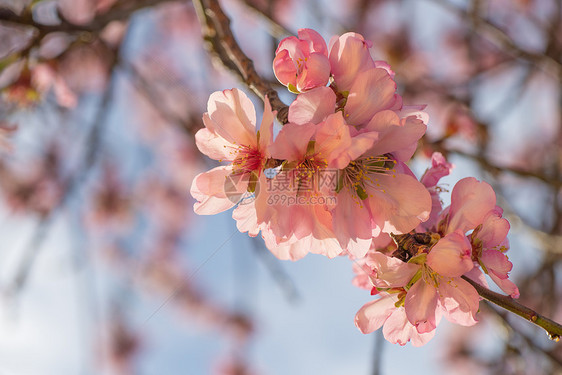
xmin=232 ymin=145 xmax=263 ymax=174
xmin=340 ymin=155 xmax=397 ymax=203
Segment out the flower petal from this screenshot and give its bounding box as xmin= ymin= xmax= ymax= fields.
xmin=427 ymin=231 xmax=473 ymax=277
xmin=383 ymin=308 xmax=436 ymax=346
xmin=288 ymin=87 xmax=336 ymax=125
xmin=367 ymin=173 xmax=432 ymax=235
xmin=438 ymin=277 xmax=479 ymax=326
xmin=344 ymin=68 xmax=398 ymax=126
xmin=354 ymin=295 xmax=397 ymax=334
xmin=195 ymin=126 xmax=234 ymax=161
xmin=206 ymin=89 xmax=257 ymax=147
xmin=448 ymin=177 xmax=496 ymax=234
xmin=191 ymin=166 xmax=241 ymax=215
xmin=315 ymin=112 xmax=378 ymax=169
xmin=329 ymin=32 xmax=375 ymax=91
xmin=296 ymin=52 xmax=331 ymax=92
xmin=404 ymin=280 xmax=438 ymax=334
xmin=364 ymin=110 xmax=427 ymax=163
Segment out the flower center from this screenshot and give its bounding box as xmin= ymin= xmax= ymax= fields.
xmin=232 ymin=145 xmax=263 ymax=175
xmin=294 ymin=155 xmax=328 ymax=194
xmin=339 ymin=155 xmax=397 ymax=200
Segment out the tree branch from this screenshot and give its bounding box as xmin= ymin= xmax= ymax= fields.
xmin=192 ymin=0 xmax=289 ymax=124
xmin=0 ymin=0 xmax=178 ymax=34
xmin=462 ymin=275 xmax=562 ymax=342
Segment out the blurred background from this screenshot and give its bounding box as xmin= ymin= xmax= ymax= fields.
xmin=0 ymin=0 xmax=561 ymax=374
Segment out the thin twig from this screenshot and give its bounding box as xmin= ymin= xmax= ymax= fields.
xmin=462 ymin=275 xmax=562 ymax=342
xmin=0 ymin=0 xmax=178 ymax=34
xmin=192 ymin=0 xmax=289 ymax=124
xmin=5 ymin=28 xmax=129 ymax=295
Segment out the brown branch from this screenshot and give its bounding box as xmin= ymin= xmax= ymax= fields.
xmin=192 ymin=0 xmax=289 ymax=124
xmin=239 ymin=0 xmax=294 ymax=39
xmin=426 ymin=140 xmax=562 ymax=189
xmin=462 ymin=275 xmax=562 ymax=342
xmin=427 ymin=0 xmax=562 ymax=79
xmin=0 ymin=0 xmax=178 ymax=34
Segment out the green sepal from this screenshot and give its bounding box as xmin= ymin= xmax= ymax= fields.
xmin=306 ymin=140 xmax=315 ymax=156
xmin=335 ymin=173 xmax=344 ymax=193
xmin=288 ymin=83 xmax=300 ymax=94
xmin=247 ymin=172 xmax=258 ymax=193
xmin=356 ymin=185 xmax=368 ymax=200
xmin=408 ymin=253 xmax=427 ymax=265
xmin=405 ymin=268 xmax=423 ymax=290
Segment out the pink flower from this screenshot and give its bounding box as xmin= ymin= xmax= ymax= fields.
xmin=355 ymin=294 xmax=436 ymax=346
xmin=245 ymin=112 xmax=377 ymax=260
xmin=471 ymin=207 xmax=519 ymax=298
xmin=331 ymin=109 xmax=431 ymax=257
xmin=355 ymin=245 xmax=479 ymax=343
xmin=273 ymin=28 xmax=330 ymax=93
xmin=190 ymin=89 xmax=274 ymax=215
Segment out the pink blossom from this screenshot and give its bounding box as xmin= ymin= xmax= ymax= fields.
xmin=471 ymin=207 xmax=519 ymax=298
xmin=355 ymin=294 xmax=436 ymax=346
xmin=332 ymin=117 xmax=431 ymax=257
xmin=273 ymin=28 xmax=330 ymax=93
xmin=246 ymin=113 xmax=377 ymax=259
xmin=190 ymin=89 xmax=274 ymax=215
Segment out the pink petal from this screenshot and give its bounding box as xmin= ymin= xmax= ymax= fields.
xmin=329 ymin=32 xmax=375 ymax=91
xmin=478 ymin=208 xmax=510 ymax=248
xmin=481 ymin=248 xmax=513 ymax=276
xmin=383 ymin=308 xmax=436 ymax=346
xmin=438 ymin=277 xmax=479 ymax=326
xmin=367 ymin=173 xmax=432 ymax=235
xmin=298 ymin=28 xmax=328 ymax=55
xmin=344 ymin=68 xmax=397 ymax=126
xmin=206 ymin=89 xmax=257 ymax=147
xmin=194 ymin=126 xmax=234 ymax=161
xmin=427 ymin=231 xmax=473 ymax=277
xmin=258 ymin=96 xmax=276 ymax=155
xmin=288 ymin=87 xmax=336 ymax=125
xmin=232 ymin=200 xmax=260 ymax=237
xmin=448 ymin=177 xmax=496 ymax=234
xmin=368 ymin=252 xmax=419 ymax=288
xmin=273 ymin=49 xmax=297 ymax=87
xmin=354 ymin=295 xmax=397 ymax=334
xmin=464 ymin=267 xmax=490 ymax=289
xmin=191 ymin=166 xmax=241 ymax=215
xmin=332 ymin=190 xmax=373 ymax=258
xmin=488 ymin=272 xmax=520 ymax=298
xmin=364 ymin=110 xmax=427 ymax=162
xmin=420 ymin=152 xmax=453 ymax=188
xmin=315 ymin=112 xmax=378 ymax=169
xmin=404 ymin=280 xmax=438 ymax=334
xmin=268 ymin=122 xmax=316 ymax=161
xmin=296 ymin=53 xmax=330 ymax=91
xmin=262 ymin=230 xmax=310 ymax=261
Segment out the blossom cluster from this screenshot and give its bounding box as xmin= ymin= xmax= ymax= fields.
xmin=190 ymin=28 xmax=519 ymax=346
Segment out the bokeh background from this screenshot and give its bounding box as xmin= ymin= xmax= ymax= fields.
xmin=0 ymin=0 xmax=561 ymax=374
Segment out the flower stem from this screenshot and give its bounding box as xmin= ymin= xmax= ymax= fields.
xmin=462 ymin=276 xmax=562 ymax=342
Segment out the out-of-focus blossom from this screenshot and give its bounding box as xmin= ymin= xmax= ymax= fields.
xmin=273 ymin=28 xmax=330 ymax=93
xmin=418 ymin=152 xmax=454 ymax=230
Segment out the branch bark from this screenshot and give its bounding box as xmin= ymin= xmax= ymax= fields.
xmin=192 ymin=0 xmax=289 ymax=124
xmin=462 ymin=275 xmax=562 ymax=342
